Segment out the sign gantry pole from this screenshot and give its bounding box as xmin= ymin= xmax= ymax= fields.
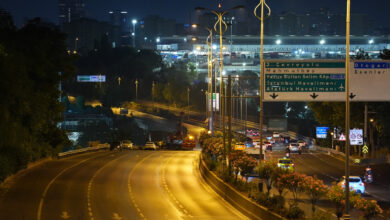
xmin=344 ymin=0 xmax=351 ymax=219
xmin=254 ymin=0 xmax=271 ymax=161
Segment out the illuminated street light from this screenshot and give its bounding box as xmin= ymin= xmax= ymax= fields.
xmin=132 ymin=19 xmax=137 ymax=47
xmin=156 ymin=37 xmax=160 ymax=43
xmin=368 ymin=39 xmax=374 ymax=44
xmin=319 ymin=39 xmax=326 ymax=45
xmin=275 ymin=39 xmax=281 ymax=45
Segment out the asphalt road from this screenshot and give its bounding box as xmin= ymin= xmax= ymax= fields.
xmin=0 ymin=150 xmax=247 ymax=220
xmin=267 ymin=146 xmax=390 ymax=211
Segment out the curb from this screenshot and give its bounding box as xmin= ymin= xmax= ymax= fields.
xmin=198 ymin=156 xmax=285 ymax=220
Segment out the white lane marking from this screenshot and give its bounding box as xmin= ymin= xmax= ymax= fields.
xmin=158 ymin=152 xmax=190 ymax=218
xmin=128 ymin=153 xmax=155 ymax=220
xmin=87 ymin=154 xmax=128 ymax=220
xmin=60 ymin=211 xmax=70 ymax=219
xmin=37 ymin=154 xmax=103 ymax=220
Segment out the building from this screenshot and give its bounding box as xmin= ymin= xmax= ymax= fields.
xmin=63 ymin=18 xmax=120 ymax=54
xmin=59 ymin=0 xmax=85 ymax=24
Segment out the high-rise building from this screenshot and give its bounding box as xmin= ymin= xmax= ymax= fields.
xmin=59 ymin=0 xmax=85 ymax=24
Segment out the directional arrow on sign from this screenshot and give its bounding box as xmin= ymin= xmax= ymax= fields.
xmin=112 ymin=213 xmax=122 ymax=220
xmin=349 ymin=93 xmax=356 ymax=99
xmin=310 ymin=93 xmax=319 ymax=99
xmin=270 ymin=93 xmax=278 ymax=99
xmin=60 ymin=211 xmax=70 ymax=219
xmin=362 ymin=145 xmax=369 ymax=154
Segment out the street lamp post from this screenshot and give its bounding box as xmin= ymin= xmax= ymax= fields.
xmin=187 ymin=86 xmax=190 ymax=120
xmin=254 ymin=0 xmax=271 ymax=161
xmin=331 ymin=132 xmax=334 ymax=149
xmin=132 ymin=19 xmax=137 ymax=48
xmin=195 ymin=4 xmax=244 ymax=162
xmin=135 ymin=79 xmax=139 ymax=102
xmin=152 ymin=81 xmax=155 ymax=109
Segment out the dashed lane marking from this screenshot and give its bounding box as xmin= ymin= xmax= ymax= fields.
xmin=37 ymin=153 xmax=105 ymax=220
xmin=87 ymin=154 xmax=128 ymax=220
xmin=127 ymin=153 xmax=155 ymax=220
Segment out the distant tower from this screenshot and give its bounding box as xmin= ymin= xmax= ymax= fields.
xmin=59 ymin=0 xmax=85 ymax=24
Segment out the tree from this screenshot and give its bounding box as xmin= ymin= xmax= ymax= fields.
xmin=0 ymin=16 xmax=75 ymax=181
xmin=229 ymin=151 xmax=246 ymax=182
xmin=379 ymin=48 xmax=390 ymax=60
xmin=302 ymin=175 xmax=328 ymax=215
xmin=327 ymin=182 xmax=361 ymax=219
xmin=235 ymin=154 xmax=258 ymax=182
xmin=278 ymin=173 xmax=306 ymax=205
xmin=257 ymin=161 xmax=277 ymax=195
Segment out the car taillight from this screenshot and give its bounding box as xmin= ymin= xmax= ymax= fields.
xmin=292 ymin=163 xmax=295 ymax=167
xmin=360 ymin=183 xmax=364 ymax=186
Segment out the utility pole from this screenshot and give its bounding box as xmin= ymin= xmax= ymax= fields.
xmin=364 ymin=104 xmax=368 ymax=158
xmin=227 ymin=75 xmax=232 ymax=156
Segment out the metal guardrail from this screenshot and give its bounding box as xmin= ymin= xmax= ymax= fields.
xmin=57 ymin=144 xmax=110 ymax=158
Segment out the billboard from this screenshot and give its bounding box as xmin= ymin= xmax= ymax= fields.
xmin=77 ymin=75 xmax=106 ymax=82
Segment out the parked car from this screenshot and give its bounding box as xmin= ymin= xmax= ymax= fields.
xmin=143 ymin=141 xmax=158 ymax=150
xmin=120 ymin=140 xmax=133 ymax=150
xmin=338 ymin=176 xmax=365 ymax=194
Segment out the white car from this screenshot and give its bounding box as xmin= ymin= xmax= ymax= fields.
xmin=143 ymin=141 xmax=157 ymax=150
xmin=297 ymin=140 xmax=306 ymax=148
xmin=120 ymin=140 xmax=133 ymax=150
xmin=289 ymin=143 xmax=301 ymax=153
xmin=338 ymin=176 xmax=365 ymax=194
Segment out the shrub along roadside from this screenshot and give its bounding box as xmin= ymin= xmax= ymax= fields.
xmin=199 ymin=131 xmax=383 ymax=219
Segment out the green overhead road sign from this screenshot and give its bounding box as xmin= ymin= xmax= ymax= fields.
xmin=263 ymin=60 xmax=390 ymax=102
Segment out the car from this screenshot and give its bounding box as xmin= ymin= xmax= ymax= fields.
xmin=338 ymin=176 xmax=365 ymax=194
xmin=253 ymin=141 xmax=267 ymax=151
xmin=110 ymin=141 xmax=121 ymax=151
xmin=120 ymin=140 xmax=133 ymax=150
xmin=143 ymin=141 xmax=158 ymax=150
xmin=234 ymin=142 xmax=246 ymax=151
xmin=263 ymin=141 xmax=272 ymax=151
xmin=277 ymin=158 xmax=294 ymax=171
xmin=297 ymin=140 xmax=306 ymax=148
xmin=289 ymin=143 xmax=301 ymax=153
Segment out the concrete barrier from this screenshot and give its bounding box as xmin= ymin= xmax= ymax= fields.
xmin=198 ymin=156 xmax=284 ymax=220
xmin=57 ymin=143 xmax=109 ymax=158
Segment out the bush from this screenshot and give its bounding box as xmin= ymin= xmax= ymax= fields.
xmin=285 ymin=205 xmax=305 ymax=219
xmin=232 ymin=178 xmax=253 ymax=192
xmin=253 ymin=192 xmax=269 ymax=205
xmin=268 ymin=195 xmax=285 ymax=212
xmin=203 ymin=153 xmax=217 ymax=170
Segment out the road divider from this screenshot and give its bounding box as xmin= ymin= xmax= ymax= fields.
xmin=198 ymin=154 xmax=284 ymax=220
xmin=57 ymin=144 xmax=110 ymax=158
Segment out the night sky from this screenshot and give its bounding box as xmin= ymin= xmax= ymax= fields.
xmin=1 ymin=0 xmax=390 ymax=27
